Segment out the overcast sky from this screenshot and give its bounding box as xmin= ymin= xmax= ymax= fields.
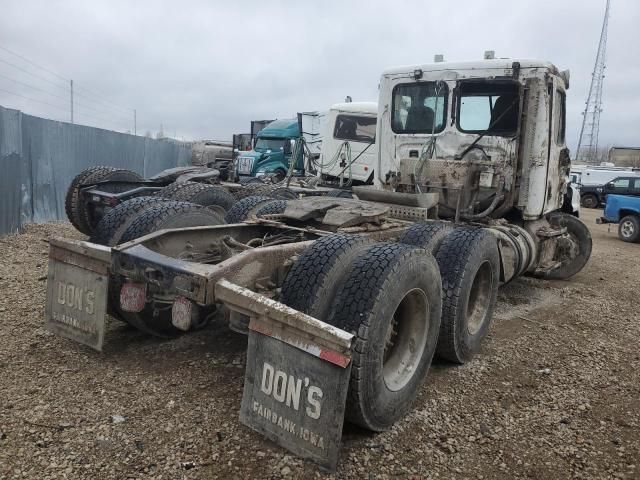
xmin=1 ymin=0 xmax=638 ymax=151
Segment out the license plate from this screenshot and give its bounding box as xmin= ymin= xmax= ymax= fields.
xmin=45 ymin=253 xmax=108 ymax=351
xmin=171 ymin=296 xmax=193 ymax=331
xmin=120 ymin=282 xmax=146 ymax=312
xmin=237 ymin=157 xmax=253 ymax=174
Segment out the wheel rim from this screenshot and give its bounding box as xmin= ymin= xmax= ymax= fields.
xmin=466 ymin=261 xmax=493 ymax=335
xmin=382 ymin=288 xmax=429 ymax=392
xmin=621 ymin=220 xmax=635 ymax=238
xmin=583 ymin=196 xmax=596 ymax=208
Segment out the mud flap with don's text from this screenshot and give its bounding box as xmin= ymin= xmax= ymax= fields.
xmin=214 ymin=280 xmax=353 ymax=471
xmin=45 ymin=239 xmax=110 ymax=351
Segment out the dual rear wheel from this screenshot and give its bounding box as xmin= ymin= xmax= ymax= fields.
xmin=280 ymin=234 xmax=442 ymax=431
xmin=278 ymin=225 xmax=503 ymax=431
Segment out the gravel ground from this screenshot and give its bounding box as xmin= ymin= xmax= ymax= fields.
xmin=0 ymin=209 xmax=638 ymax=479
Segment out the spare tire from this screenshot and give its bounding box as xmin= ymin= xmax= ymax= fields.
xmin=435 ymin=228 xmax=500 ymax=364
xmin=157 ymin=181 xmax=236 ymax=212
xmin=65 ymin=166 xmax=143 ymax=235
xmin=224 ymin=195 xmax=273 ymax=223
xmin=90 ymin=196 xmax=170 ymax=246
xmin=120 ymin=201 xmax=225 ymax=244
xmin=325 ymin=242 xmax=442 ymax=431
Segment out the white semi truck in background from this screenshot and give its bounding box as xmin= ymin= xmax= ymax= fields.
xmin=47 ymin=57 xmax=591 ymax=470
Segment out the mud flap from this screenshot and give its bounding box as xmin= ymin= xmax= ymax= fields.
xmin=215 ymin=279 xmax=353 ymax=472
xmin=45 ymin=239 xmax=111 ymax=351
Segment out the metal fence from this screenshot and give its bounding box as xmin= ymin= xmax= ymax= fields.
xmin=0 ymin=105 xmax=191 ymax=235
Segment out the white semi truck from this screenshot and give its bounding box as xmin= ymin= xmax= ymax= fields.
xmin=46 ymin=58 xmax=591 ymax=470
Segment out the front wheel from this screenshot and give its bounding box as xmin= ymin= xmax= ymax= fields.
xmin=535 ymin=212 xmax=593 ymax=280
xmin=619 ymin=215 xmax=640 ymax=243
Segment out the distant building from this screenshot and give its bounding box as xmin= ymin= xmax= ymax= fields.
xmin=609 ymin=147 xmax=640 ymax=168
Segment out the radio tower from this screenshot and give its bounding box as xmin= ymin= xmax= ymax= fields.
xmin=575 ymin=0 xmax=611 ymax=165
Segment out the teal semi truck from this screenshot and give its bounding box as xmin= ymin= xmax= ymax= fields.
xmin=234 ymin=118 xmax=303 ymax=182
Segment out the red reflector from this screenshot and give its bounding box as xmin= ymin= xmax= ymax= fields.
xmin=120 ymin=282 xmax=146 ymax=312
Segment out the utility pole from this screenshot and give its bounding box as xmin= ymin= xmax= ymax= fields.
xmin=70 ymin=79 xmax=74 ymax=124
xmin=133 ymin=109 xmax=137 ymax=135
xmin=575 ymin=0 xmax=610 ymax=165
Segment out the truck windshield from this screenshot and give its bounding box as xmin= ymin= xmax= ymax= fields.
xmin=333 ymin=114 xmax=376 ymax=142
xmin=392 ymin=81 xmax=447 ymax=134
xmin=254 ymin=138 xmax=284 ymax=152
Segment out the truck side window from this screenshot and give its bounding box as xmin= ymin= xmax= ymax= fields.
xmin=333 ymin=114 xmax=376 ymax=143
xmin=555 ymin=90 xmax=566 ymax=144
xmin=611 ymin=178 xmax=630 ymax=188
xmin=456 ymin=81 xmax=519 ymax=135
xmin=391 ymin=82 xmax=447 ymax=134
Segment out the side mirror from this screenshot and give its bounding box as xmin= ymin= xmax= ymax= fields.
xmin=283 ymin=139 xmax=295 ymax=155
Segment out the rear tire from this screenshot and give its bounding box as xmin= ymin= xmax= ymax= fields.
xmin=280 ymin=234 xmax=373 ymax=320
xmin=435 ymin=228 xmax=500 ymax=364
xmin=326 ymin=243 xmax=442 ymax=431
xmin=619 ymin=215 xmax=640 ymax=243
xmin=65 ymin=166 xmax=142 ymax=235
xmin=119 ymin=201 xmax=224 ymax=244
xmin=157 ymin=181 xmax=235 ymax=211
xmin=239 ymin=177 xmax=264 ymax=185
xmin=398 ymin=221 xmax=454 ymax=255
xmin=113 ymin=202 xmax=225 ymax=337
xmin=224 ymin=195 xmax=273 ymax=223
xmin=233 ymin=183 xmax=297 ymax=200
xmin=580 ymin=193 xmax=599 ymax=209
xmin=254 ymin=200 xmax=288 ymax=218
xmin=90 ymin=196 xmax=170 ymax=246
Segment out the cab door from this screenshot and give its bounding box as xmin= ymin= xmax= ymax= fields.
xmin=544 ymin=79 xmax=569 ymax=214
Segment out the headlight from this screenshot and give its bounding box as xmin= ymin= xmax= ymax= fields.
xmin=596 ymin=187 xmax=603 ymax=192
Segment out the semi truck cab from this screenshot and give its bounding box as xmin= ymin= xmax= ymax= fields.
xmin=235 ymin=118 xmax=301 ymax=182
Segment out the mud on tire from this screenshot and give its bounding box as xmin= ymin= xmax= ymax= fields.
xmin=398 ymin=221 xmax=454 ymax=255
xmin=435 ymin=228 xmax=500 ymax=364
xmin=280 ymin=234 xmax=373 ymax=320
xmin=233 ymin=183 xmax=297 ymax=201
xmin=224 ymin=195 xmax=273 ymax=223
xmin=156 ymin=181 xmax=235 ymax=212
xmin=254 ymin=200 xmax=288 ymax=218
xmin=90 ymin=196 xmax=170 ymax=246
xmin=120 ymin=201 xmax=225 ymax=244
xmin=325 ymin=243 xmax=442 ymax=431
